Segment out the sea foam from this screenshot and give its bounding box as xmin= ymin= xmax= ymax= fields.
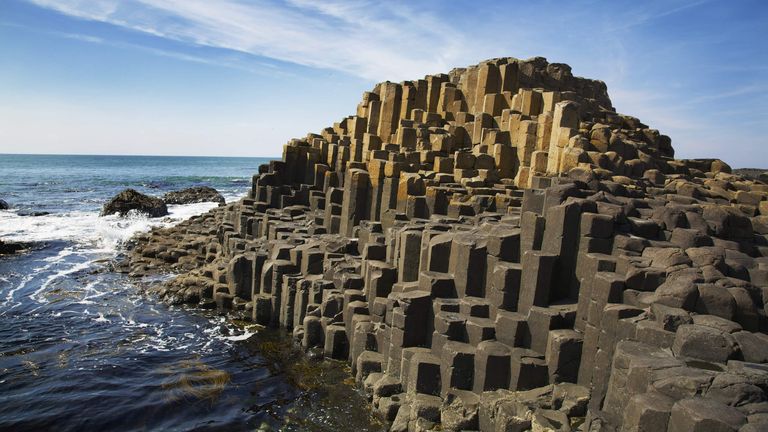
xmin=0 ymin=201 xmax=221 ymax=251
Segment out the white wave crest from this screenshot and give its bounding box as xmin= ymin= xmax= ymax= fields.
xmin=0 ymin=202 xmax=219 ymax=251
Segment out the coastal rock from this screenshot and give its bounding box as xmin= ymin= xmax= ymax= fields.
xmin=101 ymin=188 xmax=168 ymax=217
xmin=0 ymin=239 xmax=29 ymax=255
xmin=123 ymin=56 xmax=768 ymax=432
xmin=732 ymin=168 xmax=768 ymax=183
xmin=0 ymin=199 xmax=8 ymax=210
xmin=18 ymin=211 xmax=50 ymax=217
xmin=163 ymin=186 xmax=225 ymax=205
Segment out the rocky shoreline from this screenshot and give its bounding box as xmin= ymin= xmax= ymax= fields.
xmin=125 ymin=57 xmax=768 ymax=431
xmin=101 ymin=186 xmax=227 ymax=218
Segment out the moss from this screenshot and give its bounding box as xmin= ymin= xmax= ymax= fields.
xmin=22 ymin=360 xmax=40 ymax=377
xmin=159 ymin=358 xmax=231 ymax=403
xmin=230 ymin=318 xmax=253 ymax=329
xmin=244 ymin=329 xmax=386 ymax=430
xmin=44 ymin=288 xmax=81 ymax=303
xmin=57 ymin=350 xmax=68 ymax=369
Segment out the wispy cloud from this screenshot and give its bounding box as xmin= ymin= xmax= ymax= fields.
xmin=11 ymin=0 xmax=767 ymax=166
xmin=606 ymin=0 xmax=713 ymax=32
xmin=684 ymin=84 xmax=768 ymax=104
xmin=25 ymin=0 xmax=471 ymax=81
xmin=58 ymin=31 xmax=104 ymax=44
xmin=1 ymin=20 xmax=287 ymax=76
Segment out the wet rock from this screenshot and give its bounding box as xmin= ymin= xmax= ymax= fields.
xmin=17 ymin=211 xmax=50 ymax=217
xmin=101 ymin=188 xmax=168 ymax=217
xmin=0 ymin=239 xmax=30 ymax=255
xmin=0 ymin=199 xmax=8 ymax=210
xmin=163 ymin=186 xmax=225 ymax=205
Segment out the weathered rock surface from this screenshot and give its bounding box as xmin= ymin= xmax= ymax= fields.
xmin=102 ymin=188 xmax=168 ymax=217
xmin=125 ymin=57 xmax=768 ymax=431
xmin=163 ymin=186 xmax=225 ymax=205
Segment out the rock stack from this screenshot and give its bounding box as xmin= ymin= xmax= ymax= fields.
xmin=128 ymin=57 xmax=768 ymax=431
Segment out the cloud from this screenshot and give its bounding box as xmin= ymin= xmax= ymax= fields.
xmin=16 ymin=0 xmax=767 ymax=166
xmin=605 ymin=0 xmax=713 ymax=32
xmin=684 ymin=84 xmax=768 ymax=105
xmin=58 ymin=32 xmax=104 ymax=44
xmin=25 ymin=0 xmax=471 ymax=81
xmin=1 ymin=20 xmax=288 ymax=76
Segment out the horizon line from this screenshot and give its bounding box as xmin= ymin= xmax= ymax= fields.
xmin=0 ymin=152 xmax=280 ymax=159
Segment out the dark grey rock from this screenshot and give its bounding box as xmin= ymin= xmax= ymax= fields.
xmin=706 ymin=373 xmax=767 ymax=407
xmin=102 ymin=188 xmax=168 ymax=217
xmin=0 ymin=239 xmax=30 ymax=255
xmin=652 ymin=303 xmax=693 ymax=331
xmin=667 ymin=397 xmax=746 ymax=431
xmin=672 ymin=324 xmax=741 ymax=363
xmin=655 ymin=276 xmax=701 ymax=311
xmin=623 ymin=391 xmax=675 ymax=432
xmin=162 ymin=186 xmax=225 ymax=205
xmin=733 ymin=332 xmax=768 ymax=363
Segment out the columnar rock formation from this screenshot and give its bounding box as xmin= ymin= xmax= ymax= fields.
xmin=128 ymin=57 xmax=768 ymax=431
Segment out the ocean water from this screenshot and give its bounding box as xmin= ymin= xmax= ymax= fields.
xmin=0 ymin=154 xmax=382 ymax=431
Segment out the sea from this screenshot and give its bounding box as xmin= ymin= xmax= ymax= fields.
xmin=0 ymin=154 xmax=382 ymax=432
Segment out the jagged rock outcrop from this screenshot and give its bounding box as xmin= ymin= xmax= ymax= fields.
xmin=128 ymin=57 xmax=768 ymax=431
xmin=102 ymin=188 xmax=168 ymax=217
xmin=163 ymin=186 xmax=225 ymax=205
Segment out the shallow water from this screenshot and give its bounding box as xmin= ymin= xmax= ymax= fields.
xmin=0 ymin=154 xmax=382 ymax=431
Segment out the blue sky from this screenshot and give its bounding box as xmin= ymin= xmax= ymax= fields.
xmin=1 ymin=0 xmax=766 ymax=167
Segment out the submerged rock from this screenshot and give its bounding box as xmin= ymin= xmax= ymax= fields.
xmin=163 ymin=186 xmax=225 ymax=205
xmin=18 ymin=211 xmax=50 ymax=217
xmin=101 ymin=188 xmax=168 ymax=217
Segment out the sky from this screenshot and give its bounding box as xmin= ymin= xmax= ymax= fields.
xmin=0 ymin=1 xmax=766 ymax=167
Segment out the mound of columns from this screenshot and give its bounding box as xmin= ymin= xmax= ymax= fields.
xmin=128 ymin=57 xmax=768 ymax=432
